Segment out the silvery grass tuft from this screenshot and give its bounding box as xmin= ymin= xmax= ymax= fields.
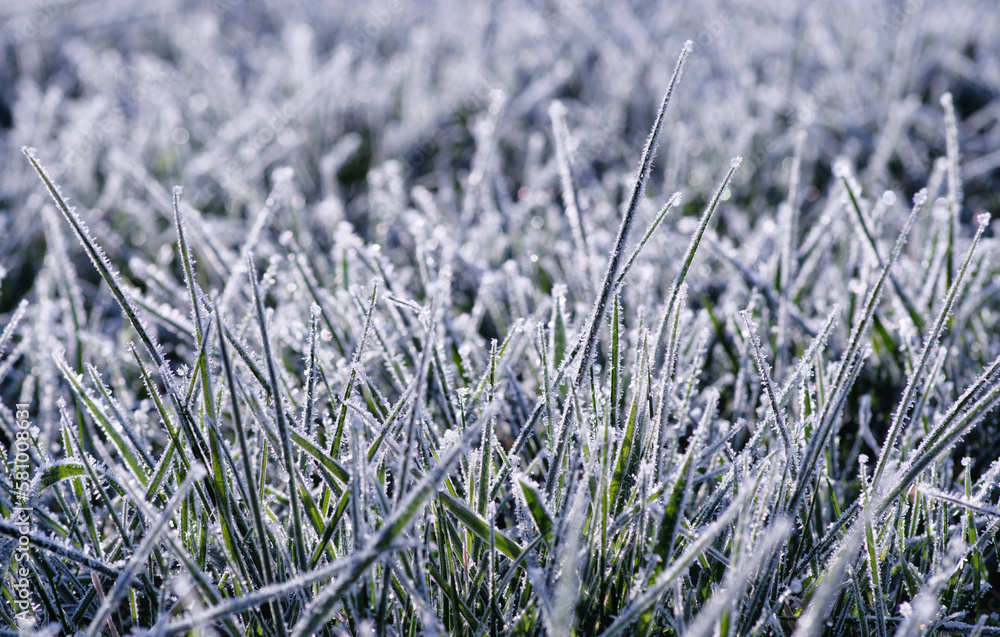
xmin=2 ymin=1 xmax=1000 ymax=636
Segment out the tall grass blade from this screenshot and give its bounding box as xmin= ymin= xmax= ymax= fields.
xmin=247 ymin=252 xmax=308 ymax=574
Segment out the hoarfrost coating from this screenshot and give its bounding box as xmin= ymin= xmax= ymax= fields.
xmin=2 ymin=0 xmax=1000 ymax=635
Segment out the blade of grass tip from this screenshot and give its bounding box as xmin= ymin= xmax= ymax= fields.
xmin=290 ymin=410 xmax=492 ymax=637
xmin=614 ymin=192 xmax=682 ymax=290
xmin=838 ymin=162 xmax=923 ymax=329
xmin=598 ymin=476 xmax=756 ymax=637
xmin=26 ymin=148 xmax=220 ymax=491
xmin=219 ymin=203 xmax=272 ymax=312
xmin=872 ymin=210 xmax=989 ymax=490
xmin=461 ymin=317 xmax=524 ymax=418
xmin=247 ymin=252 xmax=308 ymax=574
xmin=84 ymin=464 xmax=207 ymax=637
xmin=653 ymin=158 xmax=742 ymax=375
xmin=517 ymin=475 xmax=554 ymax=538
xmin=788 ymin=189 xmax=927 ymax=514
xmin=941 ymin=92 xmax=962 ymax=290
xmin=331 ymin=281 xmax=378 ymax=458
xmin=22 ymin=147 xmax=167 ymax=372
xmin=741 ymin=310 xmax=798 ymax=475
xmin=776 ymin=304 xmax=840 ymax=406
xmin=286 ymin=237 xmax=349 ymax=358
xmin=35 ymin=459 xmax=95 ymax=490
xmin=549 ymin=99 xmax=593 ymax=288
xmin=552 ymin=290 xmax=568 ymax=371
xmin=0 ymin=341 xmax=26 ymax=390
xmin=877 ymin=348 xmax=1000 ymax=515
xmin=973 ymin=457 xmax=1000 ymax=503
xmin=571 ymin=40 xmax=692 ymax=389
xmin=779 ymin=130 xmax=805 ymax=296
xmin=172 ymin=186 xmax=210 ymax=391
xmin=917 ymin=485 xmax=1000 ymax=518
xmin=215 ymin=306 xmax=287 ymax=637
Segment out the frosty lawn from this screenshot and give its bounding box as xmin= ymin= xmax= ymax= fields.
xmin=2 ymin=1 xmax=1000 ymax=635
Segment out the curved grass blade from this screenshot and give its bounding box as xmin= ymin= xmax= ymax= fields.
xmin=438 ymin=490 xmax=523 ymax=561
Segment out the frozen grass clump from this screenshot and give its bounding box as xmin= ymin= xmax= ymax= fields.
xmin=2 ymin=0 xmax=1000 ymax=635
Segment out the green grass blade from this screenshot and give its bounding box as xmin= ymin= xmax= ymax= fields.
xmin=247 ymin=252 xmax=308 ymax=574
xmin=438 ymin=490 xmax=523 ymax=560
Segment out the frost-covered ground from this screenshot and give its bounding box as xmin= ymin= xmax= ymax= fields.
xmin=2 ymin=0 xmax=1000 ymax=635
